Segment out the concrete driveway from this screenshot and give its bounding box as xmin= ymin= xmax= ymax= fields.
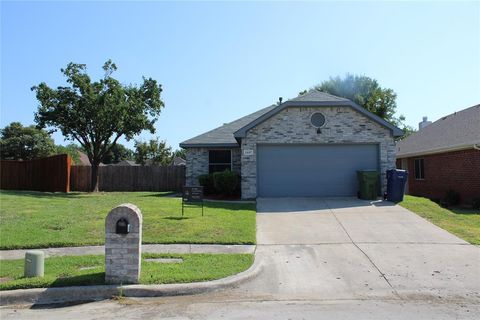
xmin=246 ymin=198 xmax=480 ymax=301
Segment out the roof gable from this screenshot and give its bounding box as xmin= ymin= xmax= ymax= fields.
xmin=234 ymin=91 xmax=403 ymax=138
xmin=397 ymin=104 xmax=480 ymax=157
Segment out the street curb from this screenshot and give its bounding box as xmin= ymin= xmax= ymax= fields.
xmin=0 ymin=256 xmax=263 ymax=306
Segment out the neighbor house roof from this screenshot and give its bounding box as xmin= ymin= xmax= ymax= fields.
xmin=172 ymin=157 xmax=186 ymax=166
xmin=77 ymin=151 xmax=91 ymax=166
xmin=114 ymin=160 xmax=139 ymax=166
xmin=180 ymin=91 xmax=403 ymax=148
xmin=396 ymin=104 xmax=480 ymax=158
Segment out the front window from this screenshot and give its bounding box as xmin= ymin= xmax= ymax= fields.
xmin=209 ymin=150 xmax=231 ymax=174
xmin=414 ymin=158 xmax=425 ymax=180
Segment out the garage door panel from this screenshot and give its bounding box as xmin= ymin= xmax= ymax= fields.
xmin=257 ymin=144 xmax=379 ymax=197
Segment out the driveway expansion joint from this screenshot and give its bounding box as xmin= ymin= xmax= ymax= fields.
xmin=325 ymin=200 xmax=402 ymax=299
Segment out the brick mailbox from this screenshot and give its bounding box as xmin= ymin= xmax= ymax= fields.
xmin=105 ymin=203 xmax=142 ymax=284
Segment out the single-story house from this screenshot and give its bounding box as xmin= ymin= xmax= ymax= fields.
xmin=180 ymin=90 xmax=403 ymax=199
xmin=396 ymin=104 xmax=480 ymax=204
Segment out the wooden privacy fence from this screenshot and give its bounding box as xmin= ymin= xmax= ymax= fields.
xmin=0 ymin=154 xmax=71 ymax=192
xmin=70 ymin=165 xmax=186 ymax=192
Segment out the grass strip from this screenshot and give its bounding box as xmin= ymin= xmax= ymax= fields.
xmin=400 ymin=195 xmax=480 ymax=245
xmin=0 ymin=253 xmax=254 ymax=290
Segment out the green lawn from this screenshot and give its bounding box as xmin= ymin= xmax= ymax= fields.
xmin=399 ymin=195 xmax=480 ymax=245
xmin=0 ymin=253 xmax=254 ymax=290
xmin=0 ymin=191 xmax=256 ymax=249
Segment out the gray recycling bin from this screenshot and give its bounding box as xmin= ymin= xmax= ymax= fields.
xmin=386 ymin=169 xmax=408 ymax=203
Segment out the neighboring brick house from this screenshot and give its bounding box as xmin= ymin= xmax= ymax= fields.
xmin=396 ymin=105 xmax=480 ymax=205
xmin=180 ymin=91 xmax=403 ymax=199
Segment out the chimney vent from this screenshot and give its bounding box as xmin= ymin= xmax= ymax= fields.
xmin=419 ymin=116 xmax=432 ymax=130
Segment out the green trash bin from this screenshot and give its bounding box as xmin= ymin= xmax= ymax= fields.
xmin=357 ymin=170 xmax=379 ymax=200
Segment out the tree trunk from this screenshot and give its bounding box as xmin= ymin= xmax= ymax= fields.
xmin=91 ymin=163 xmax=100 ymax=192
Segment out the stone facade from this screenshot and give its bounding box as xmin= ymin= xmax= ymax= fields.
xmin=186 ymin=148 xmax=241 ymax=186
xmin=186 ymin=148 xmax=208 ymax=186
xmin=240 ymin=106 xmax=396 ymax=199
xmin=105 ymin=203 xmax=142 ymax=284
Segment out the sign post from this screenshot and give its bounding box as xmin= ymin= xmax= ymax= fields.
xmin=182 ymin=186 xmax=204 ymax=216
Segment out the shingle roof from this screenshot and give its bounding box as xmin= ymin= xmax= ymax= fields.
xmin=396 ymin=104 xmax=480 ymax=157
xmin=289 ymin=90 xmax=350 ymax=102
xmin=77 ymin=151 xmax=91 ymax=166
xmin=173 ymin=157 xmax=186 ymax=166
xmin=180 ymin=90 xmax=403 ymax=148
xmin=179 ymin=104 xmax=277 ymax=147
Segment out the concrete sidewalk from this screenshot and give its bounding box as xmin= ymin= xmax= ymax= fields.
xmin=0 ymin=244 xmax=256 ymax=260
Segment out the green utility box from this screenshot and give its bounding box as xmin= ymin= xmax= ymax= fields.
xmin=24 ymin=250 xmax=44 ymax=278
xmin=357 ymin=170 xmax=379 ymax=200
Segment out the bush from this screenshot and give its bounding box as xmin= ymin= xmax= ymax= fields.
xmin=198 ymin=174 xmax=214 ymax=195
xmin=444 ymin=189 xmax=460 ymax=207
xmin=213 ymin=170 xmax=240 ymax=196
xmin=472 ymin=198 xmax=480 ymax=210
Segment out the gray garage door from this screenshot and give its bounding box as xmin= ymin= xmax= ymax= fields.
xmin=257 ymin=144 xmax=379 ymax=197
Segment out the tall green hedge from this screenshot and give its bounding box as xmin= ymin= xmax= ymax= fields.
xmin=198 ymin=174 xmax=215 ymax=195
xmin=198 ymin=171 xmax=240 ymax=196
xmin=213 ymin=171 xmax=239 ymax=196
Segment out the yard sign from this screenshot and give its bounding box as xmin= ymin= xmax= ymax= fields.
xmin=182 ymin=186 xmax=204 ymax=216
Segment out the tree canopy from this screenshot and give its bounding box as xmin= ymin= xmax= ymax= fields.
xmin=172 ymin=148 xmax=187 ymax=160
xmin=32 ymin=60 xmax=164 ymax=191
xmin=315 ymin=75 xmax=395 ymax=124
xmin=312 ymin=74 xmax=415 ymax=138
xmin=0 ymin=122 xmax=56 ymax=160
xmin=54 ymin=143 xmax=82 ymax=165
xmin=102 ymin=143 xmax=134 ymax=164
xmin=134 ymin=138 xmax=173 ymax=166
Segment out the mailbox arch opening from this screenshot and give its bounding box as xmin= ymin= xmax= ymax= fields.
xmin=116 ymin=218 xmax=131 ymax=234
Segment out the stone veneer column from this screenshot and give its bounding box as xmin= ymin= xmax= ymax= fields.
xmin=105 ymin=203 xmax=142 ymax=284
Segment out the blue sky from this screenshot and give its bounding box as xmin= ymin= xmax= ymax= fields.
xmin=1 ymin=1 xmax=479 ymax=150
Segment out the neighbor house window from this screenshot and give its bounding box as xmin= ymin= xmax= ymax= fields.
xmin=209 ymin=150 xmax=232 ymax=174
xmin=414 ymin=158 xmax=425 ymax=180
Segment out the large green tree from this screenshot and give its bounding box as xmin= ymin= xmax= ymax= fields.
xmin=134 ymin=138 xmax=173 ymax=166
xmin=0 ymin=122 xmax=56 ymax=160
xmin=32 ymin=60 xmax=164 ymax=191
